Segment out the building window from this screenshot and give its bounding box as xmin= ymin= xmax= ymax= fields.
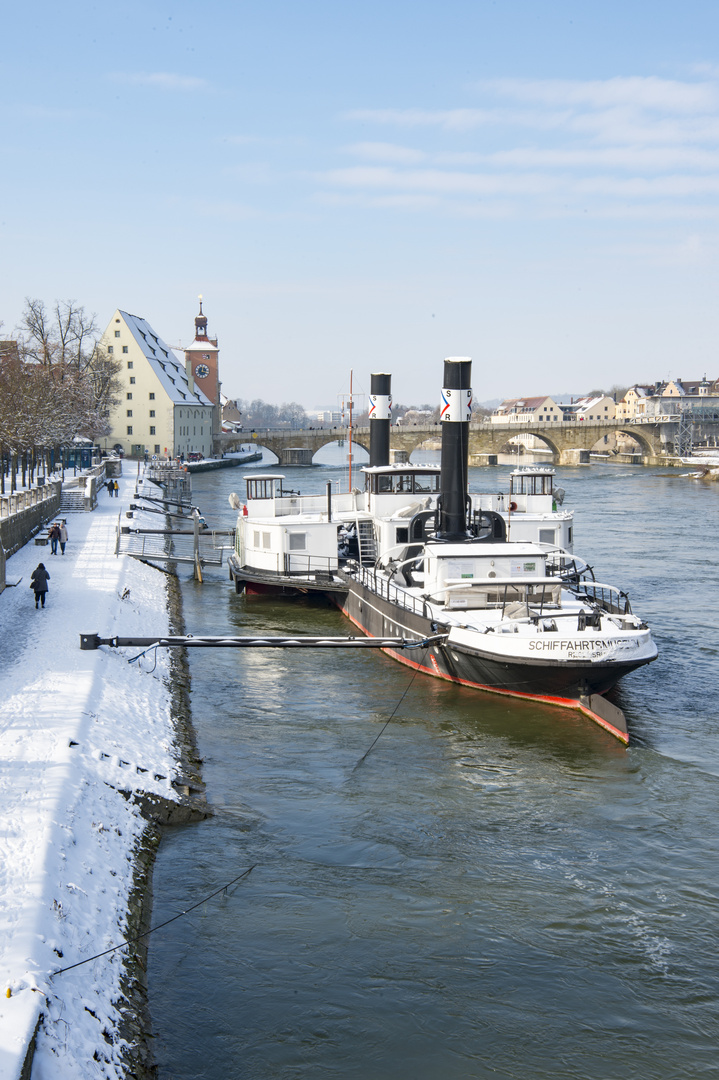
xmin=115 ymin=330 xmax=120 ymax=338
xmin=149 ymin=392 xmax=155 ymax=400
xmin=150 ymin=426 xmax=156 ymax=435
xmin=108 ymin=346 xmax=114 ymax=354
xmin=149 ymin=410 xmax=155 ymax=417
xmin=127 ymin=426 xmax=133 ymax=435
xmin=123 ymin=347 xmax=129 ymax=355
xmin=130 ymin=377 xmax=135 ymax=384
xmin=127 ymin=393 xmax=132 ymax=400
xmin=154 ymin=444 xmax=160 ymax=454
xmin=127 ymin=410 xmax=132 ymax=417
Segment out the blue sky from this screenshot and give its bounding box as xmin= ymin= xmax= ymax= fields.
xmin=4 ymin=0 xmax=719 ymax=407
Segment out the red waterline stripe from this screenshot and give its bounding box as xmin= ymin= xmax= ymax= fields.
xmin=339 ymin=604 xmax=629 ymax=745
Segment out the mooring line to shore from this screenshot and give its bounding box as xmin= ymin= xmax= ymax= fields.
xmin=52 ymin=865 xmax=256 ymax=977
xmin=351 ymin=648 xmax=428 ymax=773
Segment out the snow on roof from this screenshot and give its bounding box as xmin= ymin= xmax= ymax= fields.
xmin=118 ymin=311 xmax=214 ymax=408
xmin=184 ymin=339 xmax=219 ymax=353
xmin=498 ymin=397 xmax=551 ymax=410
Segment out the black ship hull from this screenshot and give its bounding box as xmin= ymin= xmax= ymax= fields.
xmin=337 ymin=577 xmax=654 ymax=742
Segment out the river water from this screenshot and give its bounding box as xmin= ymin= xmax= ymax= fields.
xmin=147 ymin=454 xmax=719 ymax=1080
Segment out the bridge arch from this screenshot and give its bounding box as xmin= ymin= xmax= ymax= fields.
xmin=312 ymin=436 xmax=369 ymax=464
xmin=609 ymin=426 xmax=655 ymax=456
xmin=493 ymin=430 xmax=562 ymax=460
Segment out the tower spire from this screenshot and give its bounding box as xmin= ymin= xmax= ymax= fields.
xmin=195 ymin=294 xmax=208 ymax=340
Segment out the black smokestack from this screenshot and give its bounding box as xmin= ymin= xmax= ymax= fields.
xmin=438 ymin=357 xmax=472 ymax=539
xmin=369 ymin=372 xmax=392 ymax=467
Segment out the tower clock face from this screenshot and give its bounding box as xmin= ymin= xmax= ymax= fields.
xmin=195 ymin=363 xmax=210 ymax=379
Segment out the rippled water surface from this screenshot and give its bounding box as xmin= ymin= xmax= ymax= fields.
xmin=148 ymin=458 xmax=719 ymax=1079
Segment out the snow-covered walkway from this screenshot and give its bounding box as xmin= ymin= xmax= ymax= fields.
xmin=0 ymin=472 xmax=182 ymax=1078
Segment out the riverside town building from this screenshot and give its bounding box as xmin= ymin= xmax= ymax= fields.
xmin=101 ymin=301 xmax=220 ymax=460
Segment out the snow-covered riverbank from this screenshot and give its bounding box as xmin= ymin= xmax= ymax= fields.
xmin=0 ymin=474 xmax=204 ymax=1079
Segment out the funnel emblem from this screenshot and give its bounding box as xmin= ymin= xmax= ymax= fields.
xmin=441 ymin=387 xmax=472 ymax=422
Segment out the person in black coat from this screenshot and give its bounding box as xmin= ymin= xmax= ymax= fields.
xmin=48 ymin=523 xmax=61 ymax=555
xmin=30 ymin=563 xmax=50 ymax=608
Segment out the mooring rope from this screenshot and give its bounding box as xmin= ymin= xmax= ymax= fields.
xmin=52 ymin=865 xmax=256 ymax=977
xmin=352 ymin=647 xmax=428 ymax=772
xmin=127 ymin=643 xmax=160 ymax=670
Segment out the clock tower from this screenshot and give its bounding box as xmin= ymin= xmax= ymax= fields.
xmin=184 ymin=297 xmax=221 ymax=441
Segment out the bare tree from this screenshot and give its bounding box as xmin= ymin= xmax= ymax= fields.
xmin=20 ymin=298 xmax=100 ymax=373
xmin=17 ymin=298 xmax=121 ymax=441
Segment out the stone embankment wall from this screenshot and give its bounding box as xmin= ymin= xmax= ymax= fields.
xmin=0 ymin=483 xmax=62 ymax=594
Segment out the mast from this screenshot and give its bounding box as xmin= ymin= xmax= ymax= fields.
xmin=348 ymin=369 xmax=353 ymax=491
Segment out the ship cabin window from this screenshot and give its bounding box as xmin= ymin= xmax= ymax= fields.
xmin=511 ymin=471 xmax=553 ymax=497
xmin=396 ymin=527 xmax=409 ymax=544
xmin=253 ymin=531 xmax=260 ymax=547
xmin=246 ymin=477 xmax=280 ymax=500
xmin=539 ymin=529 xmax=556 ymax=545
xmin=289 ymin=532 xmax=307 ymax=550
xmin=262 ymin=532 xmax=271 ymax=549
xmin=371 ymin=471 xmax=440 ymax=494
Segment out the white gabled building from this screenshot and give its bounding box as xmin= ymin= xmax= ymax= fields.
xmin=102 ymin=309 xmax=214 ymax=459
xmin=491 ymin=397 xmax=562 ymax=423
xmin=561 ymin=395 xmax=616 ymax=422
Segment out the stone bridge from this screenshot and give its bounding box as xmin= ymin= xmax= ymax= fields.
xmin=220 ymin=417 xmax=689 ymax=466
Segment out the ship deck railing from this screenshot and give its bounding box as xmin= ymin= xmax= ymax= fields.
xmin=270 ymin=492 xmax=362 ymax=518
xmin=351 ymin=563 xmax=632 ymax=620
xmin=282 ymin=553 xmax=339 ymax=576
xmin=349 ymin=564 xmax=431 ymax=619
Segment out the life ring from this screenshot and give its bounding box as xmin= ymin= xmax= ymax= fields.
xmin=509 ymin=501 xmax=518 ymax=511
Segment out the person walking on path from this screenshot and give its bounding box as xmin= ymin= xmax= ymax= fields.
xmin=30 ymin=563 xmax=50 ymax=608
xmin=113 ymin=480 xmax=119 ymax=498
xmin=107 ymin=479 xmax=114 ymax=497
xmin=59 ymin=521 xmax=69 ymax=555
xmin=48 ymin=523 xmax=60 ymax=555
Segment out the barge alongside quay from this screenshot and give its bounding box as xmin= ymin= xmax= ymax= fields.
xmin=228 ymin=364 xmax=657 ymax=741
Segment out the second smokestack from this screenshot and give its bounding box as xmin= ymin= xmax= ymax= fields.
xmin=369 ymin=372 xmax=392 ymax=467
xmin=438 ymin=357 xmax=472 ymax=540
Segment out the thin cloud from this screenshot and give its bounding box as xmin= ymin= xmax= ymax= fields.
xmin=345 ymin=143 xmax=719 ymax=172
xmin=322 ymin=166 xmax=559 ymax=196
xmin=345 ymin=107 xmax=565 ymax=131
xmin=479 ymin=76 xmax=719 ymax=112
xmin=109 ymin=72 xmax=208 ymax=91
xmin=345 ymin=141 xmax=426 ymax=164
xmin=333 ymin=75 xmax=719 ymax=221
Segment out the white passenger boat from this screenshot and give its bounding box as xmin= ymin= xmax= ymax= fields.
xmin=228 ymin=365 xmax=657 ymax=742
